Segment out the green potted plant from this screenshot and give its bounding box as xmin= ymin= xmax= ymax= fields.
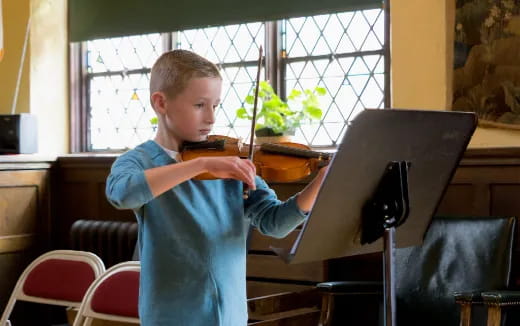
xmin=236 ymin=81 xmax=326 ymax=143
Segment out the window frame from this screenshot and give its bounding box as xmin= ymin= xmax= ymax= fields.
xmin=69 ymin=7 xmax=390 ymax=153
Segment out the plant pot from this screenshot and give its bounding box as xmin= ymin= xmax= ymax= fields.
xmin=254 ymin=127 xmax=295 ymax=144
xmin=255 ymin=127 xmax=283 ymax=137
xmin=254 ymin=135 xmax=294 ymax=145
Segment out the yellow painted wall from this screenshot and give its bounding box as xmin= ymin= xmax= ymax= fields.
xmin=391 ymin=0 xmax=452 ymax=111
xmin=5 ymin=0 xmax=518 ymax=153
xmin=30 ymin=0 xmax=68 ymax=154
xmin=0 ymin=0 xmax=68 ymax=154
xmin=391 ymin=0 xmax=520 ymax=148
xmin=0 ymin=0 xmax=30 ymax=114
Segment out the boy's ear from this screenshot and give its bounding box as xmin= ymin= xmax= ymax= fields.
xmin=151 ymin=92 xmax=168 ymax=114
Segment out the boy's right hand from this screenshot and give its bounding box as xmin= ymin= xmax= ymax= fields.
xmin=201 ymin=156 xmax=257 ymax=190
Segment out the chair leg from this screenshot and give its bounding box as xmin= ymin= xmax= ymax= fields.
xmin=486 ymin=306 xmax=502 ymax=326
xmin=318 ymin=293 xmax=334 ymax=326
xmin=0 ymin=295 xmax=17 ymax=326
xmin=459 ymin=303 xmax=471 ymax=326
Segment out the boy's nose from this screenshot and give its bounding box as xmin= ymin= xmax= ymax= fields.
xmin=205 ymin=107 xmax=216 ymax=124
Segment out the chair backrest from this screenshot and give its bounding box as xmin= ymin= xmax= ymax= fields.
xmin=0 ymin=250 xmax=106 ymax=326
xmin=396 ymin=216 xmax=516 ymax=326
xmin=73 ymin=261 xmax=140 ymax=326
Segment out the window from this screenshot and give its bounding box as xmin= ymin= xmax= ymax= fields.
xmin=76 ymin=8 xmax=386 ymax=151
xmin=85 ymin=34 xmax=162 ymax=150
xmin=283 ymin=9 xmax=385 ymax=146
xmin=176 ymin=23 xmax=265 ymax=141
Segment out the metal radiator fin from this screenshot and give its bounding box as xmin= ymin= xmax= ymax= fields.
xmin=70 ymin=220 xmax=138 ymax=267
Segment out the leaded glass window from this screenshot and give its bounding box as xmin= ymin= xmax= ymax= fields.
xmin=176 ymin=23 xmax=265 ymax=140
xmin=83 ymin=8 xmax=386 ymax=151
xmin=86 ymin=34 xmax=162 ymax=150
xmin=284 ymin=9 xmax=385 ymax=146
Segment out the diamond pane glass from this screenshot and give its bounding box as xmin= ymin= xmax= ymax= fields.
xmin=84 ymin=9 xmax=385 ymax=151
xmin=86 ymin=33 xmax=162 ymax=150
xmin=87 ymin=34 xmax=162 ymax=73
xmin=284 ymin=9 xmax=385 ymax=146
xmin=89 ymin=73 xmax=157 ymax=150
xmin=177 ymin=22 xmax=265 ymax=141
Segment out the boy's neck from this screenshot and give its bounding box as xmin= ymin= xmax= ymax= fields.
xmin=154 ymin=133 xmax=181 ymax=152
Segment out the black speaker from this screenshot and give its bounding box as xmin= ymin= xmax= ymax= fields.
xmin=0 ymin=114 xmax=38 ymax=154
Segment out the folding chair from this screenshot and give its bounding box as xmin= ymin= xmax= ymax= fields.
xmin=73 ymin=261 xmax=140 ymax=326
xmin=0 ymin=250 xmax=105 ymax=326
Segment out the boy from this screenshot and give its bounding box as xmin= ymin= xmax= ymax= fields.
xmin=106 ymin=49 xmax=327 ymax=325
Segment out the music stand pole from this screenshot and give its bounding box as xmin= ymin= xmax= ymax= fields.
xmin=384 ymin=227 xmax=396 ymax=326
xmin=362 ymin=161 xmax=410 ymax=326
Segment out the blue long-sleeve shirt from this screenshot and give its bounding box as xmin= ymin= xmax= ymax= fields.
xmin=105 ymin=140 xmax=306 ymax=326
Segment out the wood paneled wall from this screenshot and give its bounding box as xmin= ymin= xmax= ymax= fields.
xmin=55 ymin=149 xmax=520 ymax=228
xmin=0 ymin=158 xmax=54 ymax=323
xmin=2 ymin=148 xmax=519 ymax=325
xmin=53 ymin=148 xmax=520 ymax=296
xmin=2 ymin=148 xmax=520 ymax=313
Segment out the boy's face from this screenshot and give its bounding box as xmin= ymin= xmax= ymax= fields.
xmin=159 ymin=77 xmax=222 ymax=144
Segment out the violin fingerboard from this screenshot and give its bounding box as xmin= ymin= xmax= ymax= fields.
xmin=183 ymin=139 xmax=226 ymax=150
xmin=260 ymin=143 xmax=331 ymax=159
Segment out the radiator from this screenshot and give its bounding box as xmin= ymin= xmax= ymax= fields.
xmin=70 ymin=219 xmax=138 ymax=267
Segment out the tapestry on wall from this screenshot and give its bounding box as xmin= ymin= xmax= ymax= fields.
xmin=453 ymin=0 xmax=520 ymax=129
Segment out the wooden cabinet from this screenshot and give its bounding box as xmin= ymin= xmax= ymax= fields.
xmin=0 ymin=156 xmax=54 ymax=322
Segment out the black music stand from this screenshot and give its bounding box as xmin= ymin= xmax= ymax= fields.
xmin=273 ymin=109 xmax=477 ymax=326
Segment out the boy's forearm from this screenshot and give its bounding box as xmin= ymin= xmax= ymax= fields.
xmin=295 ymin=167 xmax=328 ymax=213
xmin=145 ymin=158 xmax=208 ymax=197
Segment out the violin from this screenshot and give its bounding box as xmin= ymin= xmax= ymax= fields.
xmin=180 ymin=45 xmax=331 ymax=184
xmin=181 ymin=135 xmax=331 ymax=183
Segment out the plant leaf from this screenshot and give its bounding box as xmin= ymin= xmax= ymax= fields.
xmin=236 ymin=107 xmax=251 ymax=119
xmin=287 ymin=89 xmax=302 ymax=100
xmin=264 ymin=111 xmax=285 ymax=132
xmin=315 ymin=86 xmax=327 ymax=96
xmin=260 ymin=81 xmax=274 ymax=93
xmin=305 ymin=106 xmax=323 ymax=120
xmin=245 ymin=95 xmax=255 ymax=105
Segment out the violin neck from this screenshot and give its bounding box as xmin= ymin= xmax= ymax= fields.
xmin=182 ymin=139 xmax=226 ymax=151
xmin=260 ymin=143 xmax=331 ymax=160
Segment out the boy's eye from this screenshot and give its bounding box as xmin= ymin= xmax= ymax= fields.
xmin=195 ymin=103 xmax=204 ymax=108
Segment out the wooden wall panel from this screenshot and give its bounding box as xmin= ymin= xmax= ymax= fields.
xmin=0 ymin=168 xmax=51 ymax=252
xmin=247 ymin=254 xmax=325 ymax=282
xmin=55 ymin=156 xmax=133 ymax=248
xmin=491 ymin=185 xmax=520 ymax=217
xmin=50 ymin=148 xmax=520 ymax=296
xmin=0 ymin=187 xmax=37 ymax=234
xmin=247 ymin=281 xmax=313 ymax=298
xmin=435 ymin=184 xmax=481 ymax=216
xmin=0 ymin=159 xmax=53 ymax=325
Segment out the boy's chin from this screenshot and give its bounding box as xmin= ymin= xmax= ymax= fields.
xmin=186 ymin=135 xmax=209 ymax=143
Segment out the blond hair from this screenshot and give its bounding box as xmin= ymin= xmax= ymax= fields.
xmin=149 ymin=49 xmax=221 ymax=103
